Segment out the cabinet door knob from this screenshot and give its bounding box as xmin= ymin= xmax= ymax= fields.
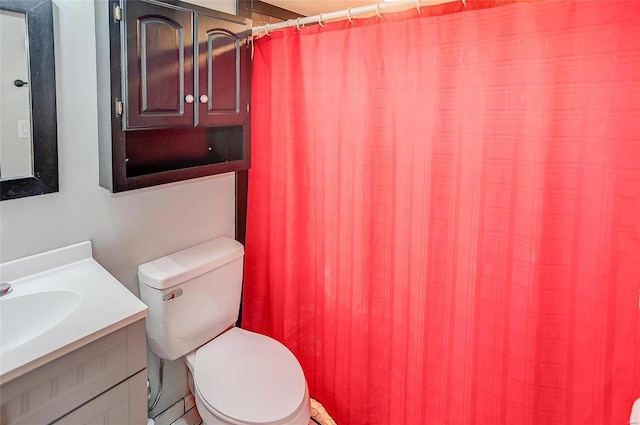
xmin=199 ymin=95 xmax=209 ymax=104
xmin=185 ymin=94 xmax=195 ymax=104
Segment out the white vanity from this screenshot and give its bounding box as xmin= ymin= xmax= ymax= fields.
xmin=0 ymin=242 xmax=148 ymax=424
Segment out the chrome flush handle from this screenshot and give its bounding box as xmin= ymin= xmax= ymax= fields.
xmin=163 ymin=288 xmax=183 ymax=301
xmin=0 ymin=283 xmax=13 ymax=297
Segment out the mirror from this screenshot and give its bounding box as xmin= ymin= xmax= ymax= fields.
xmin=0 ymin=0 xmax=58 ymax=201
xmin=1 ymin=10 xmax=33 ymax=180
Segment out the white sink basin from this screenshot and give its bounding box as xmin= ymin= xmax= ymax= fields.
xmin=0 ymin=242 xmax=147 ymax=384
xmin=1 ymin=290 xmax=82 ymax=353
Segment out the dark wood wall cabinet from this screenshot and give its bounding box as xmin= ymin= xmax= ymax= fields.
xmin=95 ymin=0 xmax=251 ymax=192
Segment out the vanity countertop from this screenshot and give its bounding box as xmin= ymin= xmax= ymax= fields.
xmin=0 ymin=242 xmax=148 ymax=384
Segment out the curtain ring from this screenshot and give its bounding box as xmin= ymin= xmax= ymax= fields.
xmin=416 ymin=0 xmax=421 ymax=14
xmin=347 ymin=8 xmax=354 ymax=23
xmin=264 ymin=23 xmax=271 ymax=36
xmin=375 ymin=3 xmax=382 ymax=18
xmin=296 ymin=17 xmax=303 ymax=31
xmin=318 ymin=13 xmax=326 ymax=27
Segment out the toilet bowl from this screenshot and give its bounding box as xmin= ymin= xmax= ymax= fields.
xmin=184 ymin=327 xmax=310 ymax=425
xmin=138 ymin=237 xmax=311 ymax=425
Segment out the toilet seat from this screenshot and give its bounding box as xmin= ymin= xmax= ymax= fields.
xmin=191 ymin=327 xmax=308 ymax=425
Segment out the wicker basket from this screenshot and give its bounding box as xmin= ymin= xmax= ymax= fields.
xmin=310 ymin=398 xmax=337 ymax=425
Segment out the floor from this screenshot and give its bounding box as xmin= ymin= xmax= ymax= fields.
xmin=152 ymin=394 xmax=337 ymax=425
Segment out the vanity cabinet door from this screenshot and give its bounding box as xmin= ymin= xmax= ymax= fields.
xmin=196 ymin=13 xmax=251 ymax=127
xmin=123 ymin=0 xmax=194 ymax=130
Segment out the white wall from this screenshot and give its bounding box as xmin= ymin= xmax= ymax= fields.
xmin=0 ymin=0 xmax=238 ymax=418
xmin=183 ymin=0 xmax=235 ymax=14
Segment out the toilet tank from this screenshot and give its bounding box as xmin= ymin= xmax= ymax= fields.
xmin=138 ymin=236 xmax=244 ymax=361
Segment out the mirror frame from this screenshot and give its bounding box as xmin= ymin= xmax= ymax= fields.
xmin=0 ymin=0 xmax=58 ymax=201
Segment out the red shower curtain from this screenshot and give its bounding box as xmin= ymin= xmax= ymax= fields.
xmin=242 ymin=1 xmax=640 ymax=423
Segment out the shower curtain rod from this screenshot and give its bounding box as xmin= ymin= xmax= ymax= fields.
xmin=251 ymin=0 xmax=463 ymax=37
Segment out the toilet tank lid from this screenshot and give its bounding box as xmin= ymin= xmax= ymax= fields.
xmin=138 ymin=236 xmax=244 ymax=290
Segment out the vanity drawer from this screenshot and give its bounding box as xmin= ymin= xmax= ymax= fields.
xmin=0 ymin=320 xmax=146 ymax=425
xmin=52 ymin=369 xmax=147 ymax=425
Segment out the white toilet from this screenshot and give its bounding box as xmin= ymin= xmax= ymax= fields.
xmin=138 ymin=236 xmax=311 ymax=425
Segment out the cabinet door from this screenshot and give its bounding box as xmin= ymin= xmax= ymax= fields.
xmin=123 ymin=0 xmax=194 ymax=129
xmin=196 ymin=13 xmax=250 ymax=127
